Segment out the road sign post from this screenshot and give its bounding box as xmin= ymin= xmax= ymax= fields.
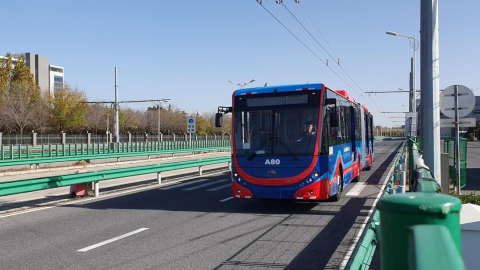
xmin=187 ymin=117 xmax=196 ymax=147
xmin=440 ymin=85 xmax=475 ymax=195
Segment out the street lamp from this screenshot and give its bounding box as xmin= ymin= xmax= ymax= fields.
xmin=386 ymin=30 xmax=419 ymax=136
xmin=228 ymin=79 xmax=256 ymax=89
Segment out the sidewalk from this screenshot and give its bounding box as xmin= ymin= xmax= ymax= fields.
xmin=0 ymin=150 xmax=231 ymax=213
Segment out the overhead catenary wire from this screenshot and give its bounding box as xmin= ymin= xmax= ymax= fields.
xmin=256 ymin=1 xmax=388 ymax=121
xmin=279 ymin=2 xmax=387 ymax=115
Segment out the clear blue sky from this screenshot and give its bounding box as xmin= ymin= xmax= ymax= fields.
xmin=2 ymin=1 xmax=479 ymax=127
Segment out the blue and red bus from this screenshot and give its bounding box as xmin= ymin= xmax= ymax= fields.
xmin=216 ymin=83 xmax=374 ymax=201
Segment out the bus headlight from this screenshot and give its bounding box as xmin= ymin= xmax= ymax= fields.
xmin=233 ymin=172 xmax=238 ymax=177
xmin=307 ymin=177 xmax=313 ymax=183
xmin=313 ymin=172 xmax=319 ymax=178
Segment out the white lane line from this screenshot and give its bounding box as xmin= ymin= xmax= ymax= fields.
xmin=339 ymin=144 xmax=402 ymax=269
xmin=183 ymin=179 xmax=228 ymax=191
xmin=160 ymin=179 xmax=209 ymax=190
xmin=345 ymin=183 xmax=367 ymax=197
xmin=0 ymin=170 xmax=232 ymax=220
xmin=207 ymin=183 xmax=231 ymax=192
xmin=77 ymin=228 xmax=149 ymax=252
xmin=219 ymin=196 xmax=233 ymax=202
xmin=468 ymin=154 xmax=480 ymax=159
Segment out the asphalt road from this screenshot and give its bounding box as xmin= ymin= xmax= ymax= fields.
xmin=0 ymin=140 xmax=401 ymax=270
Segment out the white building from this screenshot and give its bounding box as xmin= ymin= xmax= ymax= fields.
xmin=0 ymin=52 xmax=64 ymax=96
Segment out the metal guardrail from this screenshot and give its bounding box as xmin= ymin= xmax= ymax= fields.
xmin=408 ymin=137 xmax=441 ymax=193
xmin=345 ymin=141 xmax=406 ymax=270
xmin=0 ymin=156 xmax=231 ymax=197
xmin=371 ymin=137 xmax=465 ymax=270
xmin=0 ymin=146 xmax=230 ymax=168
xmin=0 ymin=140 xmax=231 ymax=160
xmin=408 ymin=225 xmax=465 ymax=270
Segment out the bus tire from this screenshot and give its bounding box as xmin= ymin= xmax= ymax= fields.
xmin=330 ymin=171 xmax=343 ymax=202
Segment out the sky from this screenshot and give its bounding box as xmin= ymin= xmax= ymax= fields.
xmin=1 ymin=0 xmax=479 ymax=127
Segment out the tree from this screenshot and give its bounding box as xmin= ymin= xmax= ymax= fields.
xmin=51 ymin=85 xmax=88 ymax=132
xmin=0 ymin=53 xmax=13 ymax=95
xmin=0 ymin=53 xmax=42 ymax=134
xmin=85 ymin=104 xmax=109 ymax=134
xmin=31 ymin=91 xmax=52 ymax=134
xmin=1 ymin=82 xmax=41 ymax=134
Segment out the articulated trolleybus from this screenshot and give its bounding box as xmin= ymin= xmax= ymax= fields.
xmin=216 ymin=83 xmax=374 ymax=201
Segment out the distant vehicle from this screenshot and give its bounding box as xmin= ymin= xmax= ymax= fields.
xmin=216 ymin=83 xmax=374 ymax=201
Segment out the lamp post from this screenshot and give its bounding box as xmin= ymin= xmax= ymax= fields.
xmin=228 ymin=79 xmax=256 ymax=89
xmin=386 ymin=31 xmax=419 ymax=136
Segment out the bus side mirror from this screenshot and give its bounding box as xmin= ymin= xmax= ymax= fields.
xmin=331 ymin=111 xmax=339 ymax=128
xmin=215 ymin=113 xmax=223 ymax=127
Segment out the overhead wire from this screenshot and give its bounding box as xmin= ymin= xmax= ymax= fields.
xmin=269 ymin=1 xmax=388 ymax=120
xmin=255 ymin=2 xmax=368 ymax=100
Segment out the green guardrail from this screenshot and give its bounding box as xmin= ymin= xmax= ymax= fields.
xmin=345 ymin=141 xmax=407 ymax=269
xmin=370 ymin=137 xmax=466 ymax=270
xmin=0 ymin=147 xmax=230 ymax=168
xmin=408 ymin=225 xmax=465 ymax=270
xmin=0 ymin=156 xmax=231 ymax=197
xmin=0 ymin=140 xmax=231 ymax=160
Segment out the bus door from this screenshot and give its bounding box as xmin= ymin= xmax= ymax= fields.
xmin=350 ymin=106 xmax=356 ymax=162
xmin=360 ymin=107 xmax=366 ymax=169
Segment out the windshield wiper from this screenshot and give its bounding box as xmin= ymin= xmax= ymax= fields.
xmin=247 ymin=135 xmax=272 ymax=161
xmin=275 ymin=136 xmax=298 ymax=161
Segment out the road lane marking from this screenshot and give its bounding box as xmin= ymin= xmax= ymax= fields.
xmin=219 ymin=196 xmax=233 ymax=202
xmin=345 ymin=183 xmax=367 ymax=197
xmin=468 ymin=154 xmax=480 ymax=159
xmin=207 ymin=183 xmax=231 ymax=191
xmin=339 ymin=145 xmax=401 ymax=270
xmin=183 ymin=179 xmax=228 ymax=191
xmin=77 ymin=228 xmax=149 ymax=252
xmin=160 ymin=179 xmax=209 ymax=190
xmin=0 ymin=170 xmax=231 ymax=219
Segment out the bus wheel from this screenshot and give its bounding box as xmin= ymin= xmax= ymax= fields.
xmin=330 ymin=172 xmax=343 ymax=201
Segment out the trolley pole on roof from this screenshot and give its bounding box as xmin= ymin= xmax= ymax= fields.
xmin=420 ymin=0 xmax=441 ymax=181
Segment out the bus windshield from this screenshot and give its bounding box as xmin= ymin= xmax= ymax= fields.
xmin=234 ymin=107 xmax=320 ymax=157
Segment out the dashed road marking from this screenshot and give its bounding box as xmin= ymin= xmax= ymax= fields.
xmin=160 ymin=179 xmax=209 ymax=190
xmin=219 ymin=196 xmax=234 ymax=202
xmin=183 ymin=179 xmax=229 ymax=191
xmin=345 ymin=182 xmax=367 ymax=197
xmin=207 ymin=183 xmax=231 ymax=191
xmin=77 ymin=228 xmax=149 ymax=252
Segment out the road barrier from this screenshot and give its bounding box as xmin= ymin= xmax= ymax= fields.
xmin=345 ymin=139 xmax=465 ymax=270
xmin=0 ymin=156 xmax=231 ymax=197
xmin=0 ymin=145 xmax=230 ymax=168
xmin=0 ymin=140 xmax=230 ymax=160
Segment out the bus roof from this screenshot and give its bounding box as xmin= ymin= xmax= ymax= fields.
xmin=234 ymin=83 xmax=323 ymax=96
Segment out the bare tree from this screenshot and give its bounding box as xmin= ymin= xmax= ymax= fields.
xmin=85 ymin=104 xmax=108 ymax=134
xmin=2 ymin=82 xmax=41 ymax=135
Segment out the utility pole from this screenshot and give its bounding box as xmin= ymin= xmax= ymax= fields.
xmin=114 ymin=67 xmax=119 ymax=143
xmin=158 ymin=104 xmax=161 ymax=142
xmin=421 ymin=0 xmax=441 ymax=181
